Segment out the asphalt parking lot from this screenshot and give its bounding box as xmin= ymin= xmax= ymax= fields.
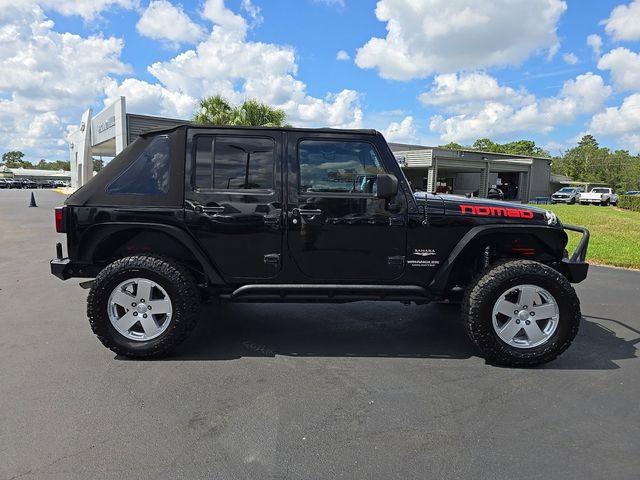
xmin=1 ymin=189 xmax=639 ymax=480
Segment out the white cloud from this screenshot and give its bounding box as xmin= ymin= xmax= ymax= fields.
xmin=597 ymin=47 xmax=640 ymax=91
xmin=336 ymin=50 xmax=350 ymax=61
xmin=0 ymin=1 xmax=363 ymax=161
xmin=355 ymin=0 xmax=567 ymax=80
xmin=381 ymin=116 xmax=418 ymax=143
xmin=547 ymin=42 xmax=560 ymax=61
xmin=0 ymin=0 xmax=139 ymax=21
xmin=313 ymin=0 xmax=345 ymax=8
xmin=602 ymin=0 xmax=640 ymax=41
xmin=587 ymin=34 xmax=603 ymax=58
xmin=620 ymin=134 xmax=640 ymax=151
xmin=429 ymin=72 xmax=611 ymax=142
xmin=201 ymin=0 xmax=247 ymax=35
xmin=562 ymin=52 xmax=578 ymax=65
xmin=136 ymin=1 xmax=205 ymax=46
xmin=590 ymin=92 xmax=640 ymax=136
xmin=109 ymin=1 xmax=363 ymax=128
xmin=542 ymin=140 xmax=567 ymax=155
xmin=240 ymin=0 xmax=263 ymax=27
xmin=419 ymin=72 xmax=531 ymax=110
xmin=0 ymin=5 xmax=129 ymax=159
xmin=104 ymin=78 xmax=197 ymax=119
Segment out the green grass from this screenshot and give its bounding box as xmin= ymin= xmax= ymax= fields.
xmin=538 ymin=204 xmax=640 ymax=269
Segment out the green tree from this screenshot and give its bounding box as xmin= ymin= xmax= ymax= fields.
xmin=439 ymin=142 xmax=466 ymax=150
xmin=235 ymin=99 xmax=287 ymax=127
xmin=35 ymin=159 xmax=70 ymax=170
xmin=2 ymin=150 xmax=32 ymax=168
xmin=577 ymin=134 xmax=599 ymax=149
xmin=501 ymin=140 xmax=549 ymax=157
xmin=440 ymin=138 xmax=549 ymax=157
xmin=560 ymin=135 xmax=608 ymax=182
xmin=194 ymin=95 xmax=288 ymax=127
xmin=194 ymin=95 xmax=235 ymax=125
xmin=553 ymin=135 xmax=640 ymax=192
xmin=472 ymin=138 xmax=504 ymax=153
xmin=93 ymin=158 xmax=104 ymax=172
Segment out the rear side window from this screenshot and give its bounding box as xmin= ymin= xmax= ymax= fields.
xmin=106 ymin=136 xmax=171 ymax=195
xmin=194 ymin=136 xmax=275 ymax=190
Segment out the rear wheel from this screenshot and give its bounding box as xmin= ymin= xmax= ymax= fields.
xmin=87 ymin=255 xmax=201 ymax=358
xmin=463 ymin=260 xmax=580 ymax=367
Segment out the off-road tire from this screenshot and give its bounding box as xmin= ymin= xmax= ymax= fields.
xmin=462 ymin=260 xmax=581 ymax=367
xmin=87 ymin=255 xmax=200 ymax=358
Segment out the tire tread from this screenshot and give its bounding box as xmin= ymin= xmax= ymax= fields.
xmin=462 ymin=259 xmax=581 ymax=367
xmin=87 ymin=254 xmax=200 ymax=358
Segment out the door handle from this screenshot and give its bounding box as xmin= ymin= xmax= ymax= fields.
xmin=196 ymin=206 xmax=225 ymax=214
xmin=294 ymin=208 xmax=322 ymax=216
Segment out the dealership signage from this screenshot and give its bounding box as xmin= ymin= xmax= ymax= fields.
xmin=91 ymin=104 xmax=119 ymax=145
xmin=97 ymin=116 xmax=116 ymax=134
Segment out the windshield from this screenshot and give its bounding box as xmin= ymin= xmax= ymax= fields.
xmin=591 ymin=188 xmax=609 ymax=193
xmin=558 ymin=188 xmax=575 ymax=193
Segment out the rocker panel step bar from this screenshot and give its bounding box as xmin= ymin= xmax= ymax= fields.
xmin=220 ymin=284 xmax=430 ymax=303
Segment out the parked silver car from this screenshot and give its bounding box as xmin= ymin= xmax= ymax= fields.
xmin=551 ymin=187 xmax=582 ymax=204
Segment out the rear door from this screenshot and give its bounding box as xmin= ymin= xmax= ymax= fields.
xmin=184 ymin=129 xmax=283 ymax=280
xmin=286 ymin=132 xmax=407 ymax=280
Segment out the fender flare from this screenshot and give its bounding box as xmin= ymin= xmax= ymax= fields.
xmin=78 ymin=222 xmax=225 ymax=285
xmin=430 ymin=224 xmax=568 ymax=294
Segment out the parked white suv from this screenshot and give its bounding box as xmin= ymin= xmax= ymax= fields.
xmin=578 ymin=187 xmax=618 ymax=206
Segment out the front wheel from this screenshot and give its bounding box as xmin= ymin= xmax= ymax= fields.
xmin=462 ymin=260 xmax=580 ymax=367
xmin=87 ymin=255 xmax=201 ymax=358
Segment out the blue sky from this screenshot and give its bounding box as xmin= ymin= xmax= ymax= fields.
xmin=2 ymin=0 xmax=640 ymax=161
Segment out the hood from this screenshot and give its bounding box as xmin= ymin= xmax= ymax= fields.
xmin=416 ymin=193 xmax=557 ymax=226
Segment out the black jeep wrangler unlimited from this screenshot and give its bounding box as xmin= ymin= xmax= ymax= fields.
xmin=51 ymin=125 xmax=589 ymax=366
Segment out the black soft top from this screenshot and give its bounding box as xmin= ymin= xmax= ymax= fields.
xmin=139 ymin=123 xmax=380 ymax=137
xmin=66 ymin=125 xmax=383 ymax=208
xmin=66 ymin=127 xmax=187 ymax=208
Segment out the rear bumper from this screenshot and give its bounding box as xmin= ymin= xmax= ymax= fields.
xmin=559 ymin=224 xmax=590 ymax=283
xmin=50 ymin=258 xmax=99 ymax=280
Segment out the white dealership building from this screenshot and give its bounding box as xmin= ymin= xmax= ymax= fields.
xmin=67 ymin=97 xmax=183 ymax=188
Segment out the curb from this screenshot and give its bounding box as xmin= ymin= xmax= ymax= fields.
xmin=53 ymin=187 xmax=76 ymax=195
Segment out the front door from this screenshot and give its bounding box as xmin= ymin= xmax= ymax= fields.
xmin=286 ymin=133 xmax=407 ymax=281
xmin=184 ymin=130 xmax=283 ymax=280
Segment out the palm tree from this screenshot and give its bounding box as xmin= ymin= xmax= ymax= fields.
xmin=194 ymin=95 xmax=288 ymax=127
xmin=194 ymin=95 xmax=235 ymax=125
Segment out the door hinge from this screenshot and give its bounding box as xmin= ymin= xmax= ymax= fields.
xmin=388 ymin=256 xmax=405 ymax=266
xmin=264 ymin=253 xmax=281 ymax=265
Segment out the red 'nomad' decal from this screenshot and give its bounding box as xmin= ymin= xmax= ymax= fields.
xmin=459 ymin=204 xmax=535 ymax=219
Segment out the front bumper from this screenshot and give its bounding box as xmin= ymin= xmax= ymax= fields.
xmin=559 ymin=224 xmax=590 ymax=283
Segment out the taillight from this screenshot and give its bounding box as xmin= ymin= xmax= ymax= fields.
xmin=55 ymin=206 xmax=67 ymax=233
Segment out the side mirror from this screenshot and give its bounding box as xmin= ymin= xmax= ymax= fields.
xmin=376 ymin=173 xmax=398 ymax=199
